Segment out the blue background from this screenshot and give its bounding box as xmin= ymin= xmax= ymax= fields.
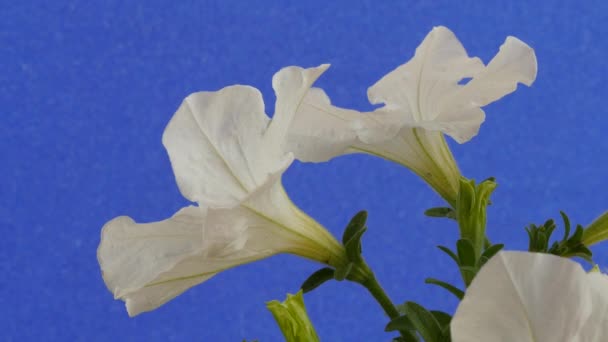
xmin=3 ymin=1 xmax=608 ymax=341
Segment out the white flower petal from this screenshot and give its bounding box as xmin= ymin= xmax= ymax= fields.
xmin=286 ymin=28 xmax=535 ymax=204
xmin=580 ymin=273 xmax=608 ymax=341
xmin=286 ymin=87 xmax=356 ymax=163
xmin=162 ymin=86 xmax=286 ymax=207
xmin=288 ymin=87 xmax=460 ymax=204
xmin=101 ymin=65 xmax=350 ymax=317
xmin=451 ymin=252 xmax=593 ymax=342
xmin=288 ymin=84 xmax=408 ymax=163
xmin=368 ymin=26 xmax=484 ymax=123
xmin=264 ymin=65 xmax=330 ymax=158
xmin=240 ymin=173 xmax=345 ymax=266
xmin=413 ymin=107 xmax=485 ymax=144
xmin=450 ymin=36 xmax=537 ymax=109
xmin=351 ymin=127 xmax=460 ymax=205
xmin=436 ymin=37 xmax=537 ymax=143
xmin=367 ymin=26 xmax=536 ymax=144
xmin=98 ymin=192 xmax=345 ymax=316
xmin=98 ymin=206 xmax=210 ymax=316
xmin=162 ymin=65 xmax=330 ymax=208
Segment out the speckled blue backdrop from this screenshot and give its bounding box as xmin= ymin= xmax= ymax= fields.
xmin=2 ymin=1 xmax=608 ymax=341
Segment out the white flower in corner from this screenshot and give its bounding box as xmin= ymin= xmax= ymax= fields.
xmin=451 ymin=251 xmax=608 ymax=342
xmin=97 ymin=65 xmax=347 ymax=317
xmin=288 ymin=26 xmax=537 ymax=206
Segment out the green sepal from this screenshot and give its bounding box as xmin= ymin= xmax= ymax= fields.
xmin=526 ymin=219 xmax=556 ymax=253
xmin=456 ymin=239 xmax=476 ymax=267
xmin=456 ymin=177 xmax=497 ymax=258
xmin=437 ymin=241 xmax=501 ymax=289
xmin=344 ymin=227 xmax=367 ymax=262
xmin=301 ymin=267 xmax=335 ymax=293
xmin=424 ymin=207 xmax=456 ymax=220
xmin=527 ymin=212 xmax=593 ymax=263
xmin=425 ymin=278 xmax=464 ymax=300
xmin=333 ymin=262 xmax=353 ymax=281
xmin=342 ymin=210 xmax=367 ymax=245
xmin=456 ymin=179 xmax=475 ymax=226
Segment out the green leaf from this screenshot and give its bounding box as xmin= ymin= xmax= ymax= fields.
xmin=390 ymin=328 xmax=421 ymax=342
xmin=301 ymin=267 xmax=334 ymax=293
xmin=333 ymin=262 xmax=353 ymax=281
xmin=424 ymin=207 xmax=457 ymax=220
xmin=542 ymin=220 xmax=557 ymax=244
xmin=560 ymin=211 xmax=571 ymax=241
xmin=344 ymin=227 xmax=367 ymax=262
xmin=460 ymin=266 xmax=478 ymax=287
xmin=525 ymin=226 xmax=535 ymax=249
xmin=393 ymin=335 xmax=421 ymax=342
xmin=430 ymin=310 xmax=452 ymax=329
xmin=266 ymin=290 xmax=320 ymax=342
xmin=437 ymin=245 xmax=460 ymax=266
xmin=572 ymin=224 xmax=584 ymax=241
xmin=481 ymin=243 xmax=504 ymax=261
xmin=565 ymin=250 xmax=593 ymax=263
xmin=402 ymin=302 xmax=445 ymax=342
xmin=385 ymin=315 xmax=416 ymax=332
xmin=425 ymin=278 xmax=464 ymax=300
xmin=342 ymin=210 xmax=367 ymax=245
xmin=537 ymin=233 xmax=548 ymax=252
xmin=476 ymin=255 xmax=490 ymax=268
xmin=388 ymin=308 xmax=422 ymax=341
xmin=431 ymin=310 xmax=452 ymax=338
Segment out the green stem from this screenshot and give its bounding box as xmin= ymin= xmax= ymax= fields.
xmin=362 ymin=274 xmax=401 ymax=319
xmin=350 ymin=261 xmax=407 ymax=338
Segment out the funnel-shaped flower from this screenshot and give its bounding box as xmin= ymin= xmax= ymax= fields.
xmin=451 ymin=251 xmax=608 ymax=341
xmin=288 ymin=26 xmax=537 ymax=206
xmin=98 ymin=65 xmax=347 ymax=316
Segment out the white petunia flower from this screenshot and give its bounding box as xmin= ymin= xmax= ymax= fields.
xmin=451 ymin=251 xmax=608 ymax=342
xmin=288 ymin=26 xmax=537 ymax=205
xmin=97 ymin=65 xmax=347 ymax=317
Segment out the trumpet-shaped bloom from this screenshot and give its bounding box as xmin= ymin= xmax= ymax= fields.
xmin=451 ymin=251 xmax=608 ymax=342
xmin=288 ymin=26 xmax=536 ymax=205
xmin=98 ymin=65 xmax=347 ymax=316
